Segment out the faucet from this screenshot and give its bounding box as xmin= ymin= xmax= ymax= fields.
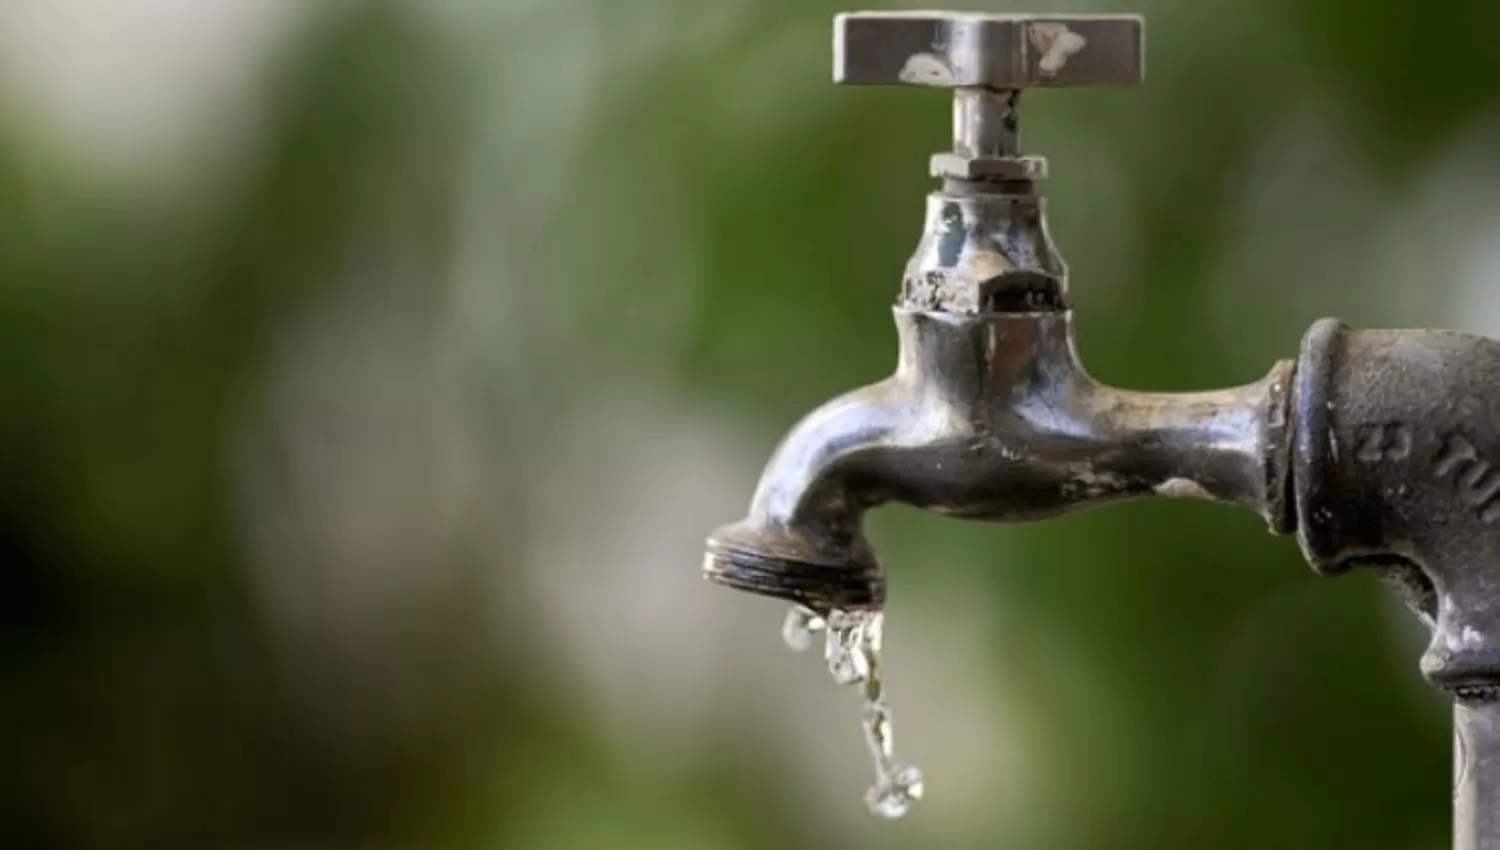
xmin=705 ymin=14 xmax=1293 ymax=610
xmin=702 ymin=12 xmax=1500 ymax=849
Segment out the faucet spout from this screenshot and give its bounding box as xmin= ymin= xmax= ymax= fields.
xmin=705 ymin=308 xmax=1295 ymax=612
xmin=703 ymin=378 xmax=909 ymax=610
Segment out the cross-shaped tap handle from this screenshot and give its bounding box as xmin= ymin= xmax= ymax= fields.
xmin=836 ymin=12 xmax=1143 ymax=168
xmin=835 ymin=12 xmax=1145 ymax=90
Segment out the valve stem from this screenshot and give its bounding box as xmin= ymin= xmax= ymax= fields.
xmin=953 ymin=88 xmax=1020 ymax=159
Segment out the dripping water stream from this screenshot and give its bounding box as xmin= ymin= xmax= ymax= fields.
xmin=783 ymin=605 xmax=924 ymax=818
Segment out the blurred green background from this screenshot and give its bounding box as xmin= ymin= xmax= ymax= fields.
xmin=4 ymin=0 xmax=1500 ymax=848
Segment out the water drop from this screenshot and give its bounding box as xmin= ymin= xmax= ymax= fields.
xmin=862 ymin=701 xmax=895 ymax=760
xmin=782 ymin=605 xmax=825 ymax=652
xmin=866 ymin=764 xmax=925 ymax=819
xmin=825 ymin=609 xmax=873 ymax=685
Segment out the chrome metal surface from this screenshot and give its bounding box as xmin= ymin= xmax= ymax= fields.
xmin=953 ymin=89 xmax=1019 ymax=158
xmin=704 ymin=307 xmax=1292 ymax=610
xmin=901 ymin=189 xmax=1066 ymax=312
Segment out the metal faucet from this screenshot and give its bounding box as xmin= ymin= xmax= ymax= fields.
xmin=702 ymin=12 xmax=1500 ymax=849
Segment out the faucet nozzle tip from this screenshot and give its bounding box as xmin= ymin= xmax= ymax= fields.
xmin=703 ymin=521 xmax=884 ymax=612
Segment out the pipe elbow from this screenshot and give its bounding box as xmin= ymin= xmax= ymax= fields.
xmin=1291 ymin=319 xmax=1500 ymax=696
xmin=704 ymin=379 xmax=914 ymax=611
